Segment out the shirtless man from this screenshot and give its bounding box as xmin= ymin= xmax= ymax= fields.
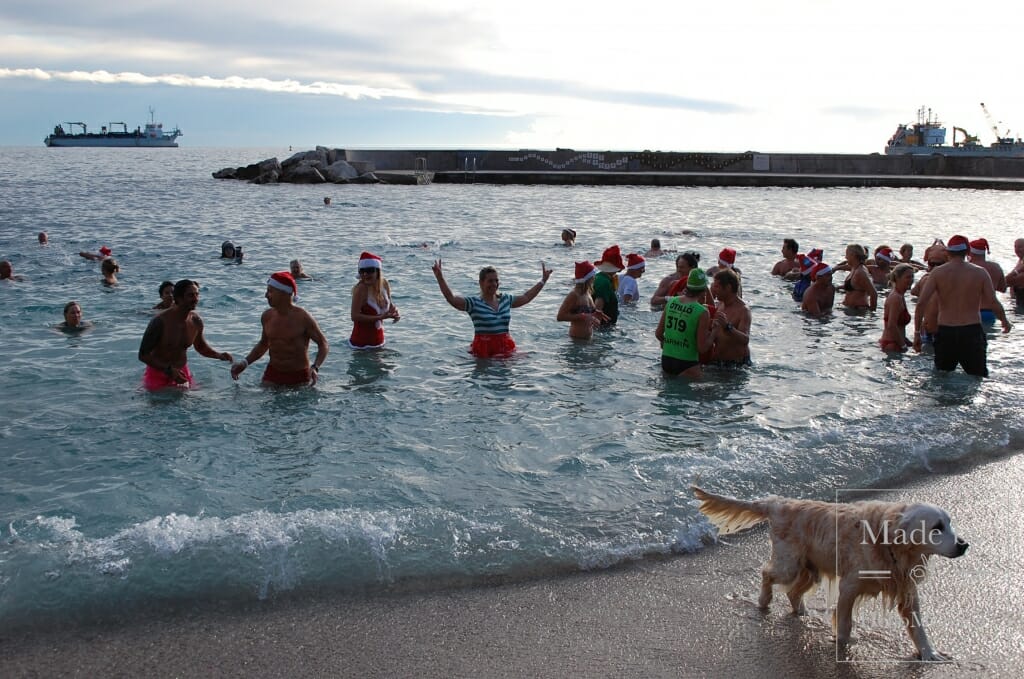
xmin=913 ymin=235 xmax=1011 ymax=377
xmin=138 ymin=279 xmax=233 ymax=389
xmin=771 ymin=238 xmax=800 ymax=277
xmin=708 ymin=269 xmax=751 ymax=366
xmin=1 ymin=260 xmax=24 ymax=281
xmin=231 ymin=272 xmax=329 ymax=386
xmin=650 ymin=252 xmax=698 ymax=306
xmin=968 ymin=238 xmax=1006 ymax=324
xmin=801 ymin=263 xmax=835 ymax=317
xmin=1005 ymin=238 xmax=1024 ymax=301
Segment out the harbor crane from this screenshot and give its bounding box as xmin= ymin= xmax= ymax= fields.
xmin=980 ymin=102 xmax=1013 ymax=143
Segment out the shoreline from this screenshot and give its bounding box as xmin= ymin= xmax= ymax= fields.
xmin=3 ymin=452 xmax=1022 ymax=678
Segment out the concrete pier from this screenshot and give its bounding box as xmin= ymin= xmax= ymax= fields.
xmin=342 ymin=149 xmax=1024 ymax=190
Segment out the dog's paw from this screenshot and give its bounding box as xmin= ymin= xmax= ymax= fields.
xmin=918 ymin=648 xmax=953 ymax=662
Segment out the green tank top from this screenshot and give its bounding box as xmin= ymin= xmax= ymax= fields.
xmin=662 ymin=298 xmax=705 ymax=361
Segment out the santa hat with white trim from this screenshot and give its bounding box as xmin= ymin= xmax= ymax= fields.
xmin=267 ymin=271 xmax=298 ymax=300
xmin=969 ymin=238 xmax=990 ymax=255
xmin=358 ymin=251 xmax=383 ymax=269
xmin=574 ymin=261 xmax=597 ymax=284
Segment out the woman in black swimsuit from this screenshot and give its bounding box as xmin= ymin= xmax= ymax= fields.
xmin=840 ymin=244 xmax=877 ymax=310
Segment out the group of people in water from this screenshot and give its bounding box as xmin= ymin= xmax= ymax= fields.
xmin=769 ymin=236 xmax=1018 ymax=377
xmin=8 ymin=229 xmax=1023 ymax=388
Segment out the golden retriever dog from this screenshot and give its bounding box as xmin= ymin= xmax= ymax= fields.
xmin=692 ymin=486 xmax=968 ymax=661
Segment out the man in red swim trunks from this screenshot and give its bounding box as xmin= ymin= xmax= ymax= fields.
xmin=231 ymin=272 xmax=329 ymax=386
xmin=138 ymin=279 xmax=233 ymax=390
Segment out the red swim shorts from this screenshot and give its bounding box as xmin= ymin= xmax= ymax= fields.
xmin=262 ymin=364 xmax=312 ymax=386
xmin=470 ymin=333 xmax=516 ymax=358
xmin=142 ymin=364 xmax=194 ymax=391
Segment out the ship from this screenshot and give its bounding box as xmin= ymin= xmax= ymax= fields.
xmin=44 ymin=109 xmax=182 ymax=147
xmin=885 ymin=105 xmax=1024 ymax=157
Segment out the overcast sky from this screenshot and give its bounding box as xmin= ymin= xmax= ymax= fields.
xmin=2 ymin=0 xmax=1020 ymax=152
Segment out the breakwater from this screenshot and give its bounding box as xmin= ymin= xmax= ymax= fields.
xmin=344 ymin=148 xmax=1024 ymax=190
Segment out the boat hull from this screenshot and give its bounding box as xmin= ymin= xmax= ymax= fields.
xmin=885 ymin=145 xmax=1024 ymax=158
xmin=44 ymin=136 xmax=179 ymax=148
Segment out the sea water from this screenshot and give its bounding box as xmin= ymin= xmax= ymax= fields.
xmin=1 ymin=147 xmax=1023 ymax=630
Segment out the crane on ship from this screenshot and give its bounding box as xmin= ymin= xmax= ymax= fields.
xmin=980 ymin=102 xmax=1014 ymax=144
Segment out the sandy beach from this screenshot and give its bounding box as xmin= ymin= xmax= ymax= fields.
xmin=3 ymin=453 xmax=1021 ymax=679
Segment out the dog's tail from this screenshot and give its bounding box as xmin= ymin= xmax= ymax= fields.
xmin=692 ymin=486 xmax=770 ymax=535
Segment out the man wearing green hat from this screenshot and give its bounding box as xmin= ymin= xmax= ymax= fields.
xmin=655 ymin=269 xmax=713 ymax=378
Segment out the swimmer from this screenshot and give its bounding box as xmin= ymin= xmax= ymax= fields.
xmin=324 ymin=196 xmax=332 ymax=206
xmin=432 ymin=258 xmax=552 ymax=358
xmin=651 ymin=252 xmax=700 ymax=306
xmin=1006 ymin=238 xmax=1024 ymax=301
xmin=1 ymin=260 xmax=26 ymax=281
xmin=645 ymin=238 xmax=668 ymax=258
xmin=138 ymin=279 xmax=233 ymax=390
xmin=57 ymin=301 xmax=93 ymax=332
xmin=38 ymin=232 xmax=48 ymax=245
xmin=349 ymin=252 xmax=399 ymax=349
xmin=618 ymin=253 xmax=646 ymax=304
xmin=869 ymin=246 xmax=896 ymax=287
xmin=771 ymin=238 xmax=800 ymax=277
xmin=879 ymin=264 xmax=914 ymax=353
xmin=220 ymin=241 xmax=236 ymax=259
xmin=801 ymin=262 xmax=835 ymax=317
xmin=290 ymin=259 xmax=313 ymax=280
xmin=561 ymin=229 xmax=576 ymax=247
xmin=968 ymin=238 xmax=1006 ymax=324
xmin=839 ymin=244 xmax=876 ymax=311
xmin=232 ymin=272 xmax=329 ymax=385
xmin=79 ymin=246 xmax=112 ymax=261
xmin=101 ymin=258 xmax=120 ymax=286
xmin=655 ymin=269 xmax=713 ymax=378
xmin=593 ymin=245 xmax=624 ymax=326
xmin=153 ymin=281 xmax=174 ymax=309
xmin=556 ymin=261 xmax=609 ymax=339
xmin=708 ymin=269 xmax=751 ymax=366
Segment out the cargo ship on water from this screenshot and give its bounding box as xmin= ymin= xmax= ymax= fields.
xmin=885 ymin=104 xmax=1024 ymax=157
xmin=44 ymin=109 xmax=181 ymax=147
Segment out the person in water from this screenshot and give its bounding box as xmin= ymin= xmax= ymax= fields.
xmin=556 ymin=261 xmax=609 ymax=339
xmin=655 ymin=269 xmax=713 ymax=379
xmin=79 ymin=246 xmax=112 ymax=261
xmin=101 ymin=258 xmax=119 ymax=286
xmin=618 ymin=253 xmax=646 ymax=304
xmin=968 ymin=238 xmax=1006 ymax=324
xmin=432 ymin=259 xmax=552 ymax=358
xmin=1006 ymin=237 xmax=1024 ymax=302
xmin=593 ymin=245 xmax=624 ymax=325
xmin=880 ymin=264 xmax=915 ymax=353
xmin=869 ymin=246 xmax=896 ymax=287
xmin=839 ymin=243 xmax=876 ymax=311
xmin=801 ymin=262 xmax=835 ymax=317
xmin=560 ymin=229 xmax=576 ymax=247
xmin=232 ymin=272 xmax=329 ymax=385
xmin=650 ymin=252 xmax=700 ymax=307
xmin=771 ymin=238 xmax=800 ymax=277
xmin=220 ymin=241 xmax=243 ymax=262
xmin=38 ymin=232 xmax=48 ymax=245
xmin=913 ymin=235 xmax=1011 ymax=377
xmin=707 ymin=268 xmax=751 ymax=367
xmin=290 ymin=259 xmax=313 ymax=280
xmin=0 ymin=260 xmax=25 ymax=281
xmin=58 ymin=301 xmax=92 ymax=332
xmin=153 ymin=281 xmax=174 ymax=309
xmin=138 ymin=279 xmax=233 ymax=390
xmin=349 ymin=252 xmax=400 ymax=349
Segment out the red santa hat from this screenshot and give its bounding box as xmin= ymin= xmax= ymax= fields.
xmin=99 ymin=246 xmax=112 ymax=257
xmin=798 ymin=255 xmax=817 ymax=276
xmin=574 ymin=261 xmax=597 ymax=284
xmin=946 ymin=235 xmax=969 ymax=252
xmin=875 ymin=247 xmax=895 ymax=263
xmin=811 ymin=262 xmax=833 ymax=281
xmin=358 ymin=251 xmax=383 ymax=269
xmin=626 ymin=253 xmax=646 ymax=270
xmin=718 ymin=247 xmax=737 ymax=267
xmin=806 ymin=247 xmax=823 ymax=262
xmin=595 ymin=245 xmax=625 ymax=273
xmin=969 ymin=238 xmax=990 ymax=255
xmin=267 ymin=271 xmax=298 ymax=299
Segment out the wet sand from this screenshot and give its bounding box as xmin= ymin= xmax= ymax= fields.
xmin=3 ymin=454 xmax=1022 ymax=678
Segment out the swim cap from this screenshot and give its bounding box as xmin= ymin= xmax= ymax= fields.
xmin=686 ymin=269 xmax=708 ymax=292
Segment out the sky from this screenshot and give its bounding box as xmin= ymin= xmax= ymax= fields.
xmin=2 ymin=0 xmax=1022 ymax=152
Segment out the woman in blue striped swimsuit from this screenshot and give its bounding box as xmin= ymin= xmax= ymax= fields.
xmin=432 ymin=259 xmax=553 ymax=357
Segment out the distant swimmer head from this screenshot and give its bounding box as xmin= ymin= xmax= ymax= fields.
xmin=38 ymin=232 xmax=48 ymax=244
xmin=221 ymin=241 xmax=236 ymax=258
xmin=324 ymin=196 xmax=332 ymax=206
xmin=561 ymin=228 xmax=576 ymax=245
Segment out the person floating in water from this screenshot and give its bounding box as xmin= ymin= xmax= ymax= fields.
xmin=560 ymin=229 xmax=576 ymax=246
xmin=153 ymin=281 xmax=174 ymax=309
xmin=0 ymin=260 xmax=25 ymax=281
xmin=432 ymin=258 xmax=552 ymax=358
xmin=138 ymin=279 xmax=233 ymax=390
xmin=79 ymin=246 xmax=112 ymax=261
xmin=101 ymin=258 xmax=119 ymax=286
xmin=231 ymin=272 xmax=329 ymax=386
xmin=57 ymin=301 xmax=93 ymax=332
xmin=290 ymin=259 xmax=313 ymax=280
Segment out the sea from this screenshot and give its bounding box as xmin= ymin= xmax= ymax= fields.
xmin=1 ymin=146 xmax=1023 ymax=632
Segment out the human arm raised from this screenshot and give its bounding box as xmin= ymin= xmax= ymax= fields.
xmin=512 ymin=262 xmax=553 ymax=308
xmin=432 ymin=259 xmax=467 ymax=312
